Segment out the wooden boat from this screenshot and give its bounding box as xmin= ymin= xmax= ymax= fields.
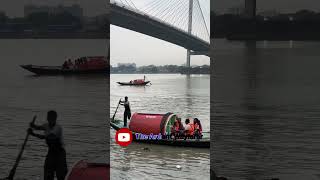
xmin=110 ymin=121 xmax=210 ymax=148
xmin=20 ymin=65 xmax=108 ymax=75
xmin=117 ymin=81 xmax=150 ymax=86
xmin=65 ymin=160 xmax=109 ymax=180
xmin=20 ymin=56 xmax=108 ymax=75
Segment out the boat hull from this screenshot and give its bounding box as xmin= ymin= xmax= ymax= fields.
xmin=20 ymin=65 xmax=108 ymax=75
xmin=65 ymin=160 xmax=109 ymax=180
xmin=117 ymin=81 xmax=150 ymax=86
xmin=110 ymin=122 xmax=209 ymax=148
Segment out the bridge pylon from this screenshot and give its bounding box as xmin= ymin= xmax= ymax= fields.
xmin=186 ymin=0 xmax=193 ymax=74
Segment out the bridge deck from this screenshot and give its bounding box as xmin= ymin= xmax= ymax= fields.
xmin=110 ymin=4 xmax=209 ymax=54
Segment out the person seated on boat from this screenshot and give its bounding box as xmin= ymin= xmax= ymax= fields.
xmin=184 ymin=118 xmax=195 ymax=138
xmin=176 ymin=117 xmax=185 ymax=135
xmin=83 ymin=58 xmax=88 ymax=66
xmin=67 ymin=59 xmax=73 ymax=69
xmin=62 ymin=61 xmax=69 ymax=69
xmin=75 ymin=59 xmax=78 ymax=66
xmin=193 ymin=118 xmax=203 ymax=139
xmin=170 ymin=119 xmax=180 ymax=138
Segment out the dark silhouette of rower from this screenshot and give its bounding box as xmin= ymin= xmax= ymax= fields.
xmin=28 ymin=110 xmax=67 ymax=180
xmin=120 ymin=96 xmax=131 ymax=127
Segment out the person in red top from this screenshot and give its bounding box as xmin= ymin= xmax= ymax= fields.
xmin=67 ymin=59 xmax=73 ymax=69
xmin=184 ymin=118 xmax=195 ymax=137
xmin=170 ymin=119 xmax=180 ymax=138
xmin=193 ymin=118 xmax=203 ymax=139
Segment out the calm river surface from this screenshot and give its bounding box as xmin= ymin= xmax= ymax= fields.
xmin=0 ymin=39 xmax=108 ymax=179
xmin=213 ymin=39 xmax=320 ymax=180
xmin=110 ymin=74 xmax=210 ymax=180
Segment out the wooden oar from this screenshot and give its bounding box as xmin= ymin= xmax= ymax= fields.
xmin=110 ymin=122 xmax=121 ymax=131
xmin=111 ymin=98 xmax=121 ymax=121
xmin=6 ymin=116 xmax=37 ymax=180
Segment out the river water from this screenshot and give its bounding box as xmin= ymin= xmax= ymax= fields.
xmin=212 ymin=39 xmax=320 ymax=179
xmin=0 ymin=39 xmax=108 ymax=179
xmin=110 ymin=74 xmax=210 ymax=180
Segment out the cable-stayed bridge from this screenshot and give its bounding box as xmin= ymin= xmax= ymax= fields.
xmin=110 ymin=0 xmax=210 ymax=69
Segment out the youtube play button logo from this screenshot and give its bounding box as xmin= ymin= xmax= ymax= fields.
xmin=115 ymin=128 xmax=133 ymax=146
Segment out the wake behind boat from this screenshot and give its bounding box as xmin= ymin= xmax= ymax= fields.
xmin=20 ymin=56 xmax=108 ymax=75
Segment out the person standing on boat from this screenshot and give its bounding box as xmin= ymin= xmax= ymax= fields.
xmin=28 ymin=110 xmax=67 ymax=180
xmin=120 ymin=96 xmax=131 ymax=127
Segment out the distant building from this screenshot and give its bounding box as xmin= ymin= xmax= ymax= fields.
xmin=24 ymin=4 xmax=84 ymax=18
xmin=244 ymin=0 xmax=256 ymax=19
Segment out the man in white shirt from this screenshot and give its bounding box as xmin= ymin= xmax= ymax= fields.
xmin=28 ymin=110 xmax=67 ymax=180
xmin=120 ymin=96 xmax=131 ymax=127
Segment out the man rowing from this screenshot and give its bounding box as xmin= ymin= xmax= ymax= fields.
xmin=28 ymin=110 xmax=67 ymax=180
xmin=120 ymin=96 xmax=131 ymax=127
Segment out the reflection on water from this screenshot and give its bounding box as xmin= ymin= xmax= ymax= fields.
xmin=0 ymin=39 xmax=108 ymax=179
xmin=110 ymin=74 xmax=210 ymax=180
xmin=213 ymin=39 xmax=320 ymax=179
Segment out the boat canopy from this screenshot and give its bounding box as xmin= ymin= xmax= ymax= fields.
xmin=129 ymin=112 xmax=176 ymax=135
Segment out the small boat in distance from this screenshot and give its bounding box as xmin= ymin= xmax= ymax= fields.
xmin=20 ymin=56 xmax=108 ymax=75
xmin=117 ymin=76 xmax=151 ymax=86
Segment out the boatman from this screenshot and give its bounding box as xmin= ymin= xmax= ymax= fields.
xmin=28 ymin=110 xmax=67 ymax=180
xmin=120 ymin=96 xmax=131 ymax=127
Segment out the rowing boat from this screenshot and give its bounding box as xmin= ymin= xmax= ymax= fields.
xmin=21 ymin=65 xmax=108 ymax=75
xmin=117 ymin=81 xmax=150 ymax=86
xmin=110 ymin=121 xmax=210 ymax=148
xmin=20 ymin=56 xmax=108 ymax=75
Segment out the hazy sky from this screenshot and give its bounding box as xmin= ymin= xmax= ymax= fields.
xmin=111 ymin=0 xmax=210 ymax=66
xmin=212 ymin=0 xmax=320 ymax=13
xmin=0 ymin=0 xmax=107 ymax=17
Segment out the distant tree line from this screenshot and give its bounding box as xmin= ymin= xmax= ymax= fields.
xmin=212 ymin=10 xmax=320 ymax=40
xmin=111 ymin=64 xmax=210 ymax=74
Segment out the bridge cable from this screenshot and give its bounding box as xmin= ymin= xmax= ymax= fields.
xmin=164 ymin=0 xmax=186 ymax=28
xmin=195 ymin=0 xmax=210 ymax=39
xmin=172 ymin=0 xmax=189 ymax=31
xmin=159 ymin=0 xmax=181 ymax=22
